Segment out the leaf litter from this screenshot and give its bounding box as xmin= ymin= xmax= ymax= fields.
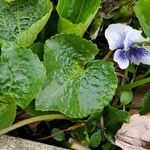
xmin=115 ymin=114 xmax=150 ymax=150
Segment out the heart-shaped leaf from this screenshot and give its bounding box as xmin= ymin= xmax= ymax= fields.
xmin=0 ymin=0 xmax=53 ymax=47
xmin=35 ymin=34 xmax=117 ymax=118
xmin=0 ymin=42 xmax=46 ymax=108
xmin=57 ymin=0 xmax=100 ymax=35
xmin=135 ymin=0 xmax=150 ymax=37
xmin=0 ymin=95 xmax=16 ymax=129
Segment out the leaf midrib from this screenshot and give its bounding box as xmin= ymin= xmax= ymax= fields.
xmin=75 ymin=0 xmax=85 ymax=24
xmin=48 ymin=63 xmax=85 ymax=100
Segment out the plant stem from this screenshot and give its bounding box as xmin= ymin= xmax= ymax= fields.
xmin=117 ymin=77 xmax=150 ymax=92
xmin=103 ymin=51 xmax=112 ymax=60
xmin=0 ymin=114 xmax=68 ymax=136
xmin=113 ymin=69 xmax=128 ymax=105
xmin=123 ymin=105 xmax=125 ymax=111
xmin=115 ymin=104 xmax=141 ymax=109
xmin=37 ymin=123 xmax=85 ymax=141
xmin=135 ymin=68 xmax=150 ymax=80
xmin=131 ymin=66 xmax=138 ymax=83
xmin=121 ymin=69 xmax=128 ymax=85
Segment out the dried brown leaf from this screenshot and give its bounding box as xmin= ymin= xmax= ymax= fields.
xmin=115 ymin=114 xmax=150 ymax=150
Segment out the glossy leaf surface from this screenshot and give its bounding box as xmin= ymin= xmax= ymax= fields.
xmin=36 ymin=34 xmax=117 ymax=118
xmin=0 ymin=42 xmax=46 ymax=108
xmin=0 ymin=0 xmax=52 ymax=47
xmin=57 ymin=0 xmax=100 ymax=35
xmin=135 ymin=0 xmax=150 ymax=37
xmin=0 ymin=96 xmax=16 ymax=129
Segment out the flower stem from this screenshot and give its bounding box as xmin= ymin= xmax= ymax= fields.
xmin=123 ymin=105 xmax=125 ymax=111
xmin=103 ymin=51 xmax=112 ymax=60
xmin=0 ymin=114 xmax=68 ymax=136
xmin=135 ymin=68 xmax=150 ymax=80
xmin=37 ymin=123 xmax=85 ymax=141
xmin=113 ymin=69 xmax=128 ymax=105
xmin=131 ymin=66 xmax=138 ymax=83
xmin=117 ymin=77 xmax=150 ymax=92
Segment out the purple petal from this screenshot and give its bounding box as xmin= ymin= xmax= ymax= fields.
xmin=129 ymin=56 xmax=140 ymax=65
xmin=105 ymin=24 xmax=132 ymax=50
xmin=139 ymin=46 xmax=150 ymax=65
xmin=114 ymin=49 xmax=129 ymax=69
xmin=124 ymin=29 xmax=149 ymax=50
xmin=127 ymin=47 xmax=149 ymax=63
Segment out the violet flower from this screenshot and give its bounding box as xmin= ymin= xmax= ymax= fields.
xmin=105 ymin=23 xmax=150 ymax=69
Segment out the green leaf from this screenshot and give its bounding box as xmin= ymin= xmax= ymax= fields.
xmin=71 ymin=125 xmax=90 ymax=146
xmin=86 ymin=113 xmax=100 ymax=134
xmin=5 ymin=0 xmax=14 ymax=3
xmin=120 ymin=90 xmax=133 ymax=105
xmin=89 ymin=130 xmax=101 ymax=148
xmin=102 ymin=142 xmax=115 ymax=150
xmin=57 ymin=0 xmax=101 ymax=35
xmin=90 ymin=13 xmax=102 ymax=40
xmin=51 ymin=128 xmax=65 ymax=142
xmin=0 ymin=95 xmax=16 ymax=129
xmin=103 ymin=106 xmax=129 ymax=136
xmin=36 ymin=34 xmax=117 ymax=118
xmin=134 ymin=0 xmax=150 ymax=37
xmin=25 ymin=100 xmax=50 ymax=116
xmin=0 ymin=42 xmax=46 ymax=108
xmin=141 ymin=90 xmax=150 ymax=114
xmin=0 ymin=0 xmax=53 ymax=47
xmin=30 ymin=42 xmax=44 ymax=60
